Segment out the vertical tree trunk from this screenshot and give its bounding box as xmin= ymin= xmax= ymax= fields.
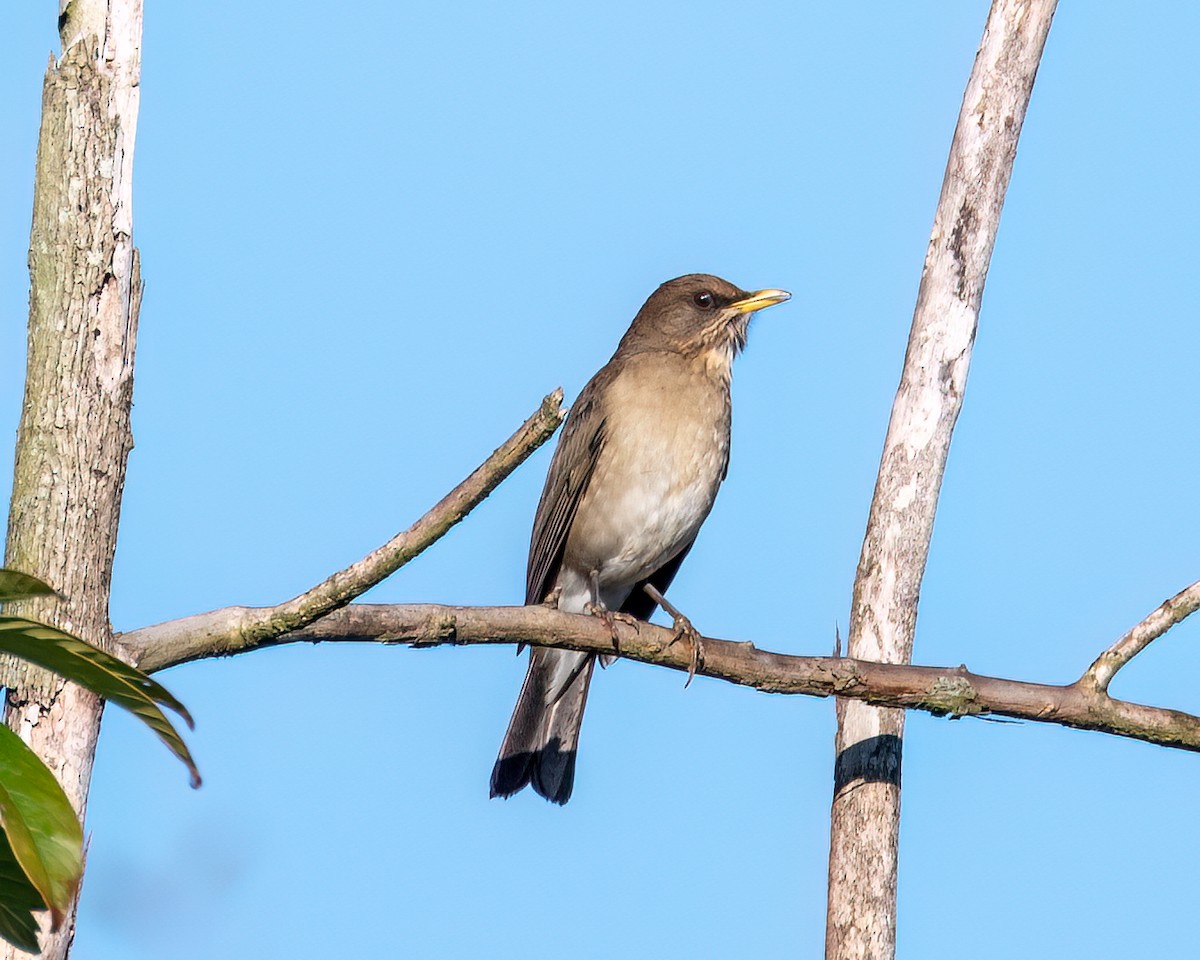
xmin=2 ymin=2 xmax=143 ymax=957
xmin=825 ymin=2 xmax=1057 ymax=958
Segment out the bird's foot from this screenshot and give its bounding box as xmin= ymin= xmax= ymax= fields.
xmin=642 ymin=583 xmax=705 ymax=687
xmin=668 ymin=614 xmax=705 ymax=688
xmin=583 ymin=600 xmax=639 ymax=651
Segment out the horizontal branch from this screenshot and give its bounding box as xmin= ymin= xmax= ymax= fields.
xmin=125 ymin=601 xmax=1200 ymax=754
xmin=113 ymin=388 xmax=1200 ymax=758
xmin=118 ymin=391 xmax=564 ymax=667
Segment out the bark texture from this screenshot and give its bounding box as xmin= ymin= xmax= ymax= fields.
xmin=826 ymin=3 xmax=1058 ymax=958
xmin=1 ymin=3 xmax=143 ymax=957
xmin=117 ymin=595 xmax=1200 ymax=754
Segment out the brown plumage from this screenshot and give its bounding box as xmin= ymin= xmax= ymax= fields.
xmin=490 ymin=274 xmax=790 ymax=803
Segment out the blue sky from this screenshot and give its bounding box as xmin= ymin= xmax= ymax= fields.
xmin=2 ymin=2 xmax=1199 ymax=957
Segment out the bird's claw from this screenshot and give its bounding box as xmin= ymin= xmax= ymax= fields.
xmin=640 ymin=582 xmax=704 ymax=686
xmin=584 ymin=601 xmax=639 ymax=650
xmin=668 ymin=614 xmax=705 ymax=687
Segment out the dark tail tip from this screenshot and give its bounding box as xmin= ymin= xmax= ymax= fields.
xmin=489 ymin=745 xmax=576 ymax=805
xmin=530 ymin=743 xmax=576 ymax=805
xmin=490 ymin=753 xmax=533 ymax=800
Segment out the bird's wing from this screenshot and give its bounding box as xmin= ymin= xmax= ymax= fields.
xmin=525 ymin=381 xmax=608 ymax=605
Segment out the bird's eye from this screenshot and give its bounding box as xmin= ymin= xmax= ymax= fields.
xmin=693 ymin=291 xmax=715 ymax=309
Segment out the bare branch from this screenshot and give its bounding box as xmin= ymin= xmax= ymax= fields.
xmin=830 ymin=3 xmax=1059 ymax=957
xmin=119 ymin=393 xmax=564 ymax=669
xmin=1078 ymin=579 xmax=1200 ymax=693
xmin=125 ymin=602 xmax=1200 ymax=752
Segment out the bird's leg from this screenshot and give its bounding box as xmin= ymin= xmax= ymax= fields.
xmin=643 ymin=583 xmax=705 ymax=687
xmin=583 ymin=569 xmax=638 ymax=652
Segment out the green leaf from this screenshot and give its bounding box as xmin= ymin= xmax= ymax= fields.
xmin=0 ymin=830 xmax=45 ymax=954
xmin=0 ymin=618 xmax=200 ymax=788
xmin=0 ymin=725 xmax=83 ymax=944
xmin=0 ymin=571 xmax=58 ymax=603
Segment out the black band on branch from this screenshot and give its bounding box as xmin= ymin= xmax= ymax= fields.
xmin=833 ymin=734 xmax=903 ymax=793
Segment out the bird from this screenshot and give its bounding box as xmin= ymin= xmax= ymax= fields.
xmin=489 ymin=273 xmax=790 ymax=804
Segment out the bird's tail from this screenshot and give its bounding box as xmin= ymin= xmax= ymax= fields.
xmin=490 ymin=647 xmax=595 ymax=804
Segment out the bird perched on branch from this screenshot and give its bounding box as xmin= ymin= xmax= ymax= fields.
xmin=490 ymin=273 xmax=790 ymax=804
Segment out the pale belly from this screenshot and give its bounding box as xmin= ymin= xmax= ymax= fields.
xmin=559 ymin=358 xmax=731 ymax=608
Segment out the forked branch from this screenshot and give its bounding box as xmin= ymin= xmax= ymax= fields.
xmin=117 ymin=392 xmax=563 ymax=667
xmin=1079 ymin=580 xmax=1200 ymax=694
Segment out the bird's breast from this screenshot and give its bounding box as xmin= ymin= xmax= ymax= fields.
xmin=563 ymin=356 xmax=731 ymax=591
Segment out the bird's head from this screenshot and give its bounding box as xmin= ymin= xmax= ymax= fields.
xmin=619 ymin=274 xmax=790 ymax=372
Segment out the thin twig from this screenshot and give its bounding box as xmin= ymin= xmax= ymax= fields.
xmin=1078 ymin=579 xmax=1200 ymax=693
xmin=119 ymin=392 xmax=564 ymax=668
